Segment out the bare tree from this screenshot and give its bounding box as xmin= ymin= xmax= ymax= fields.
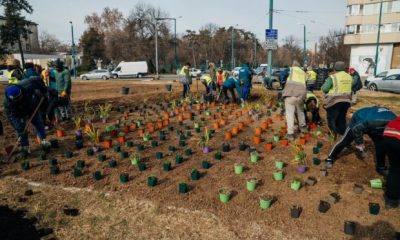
xmin=317 ymin=29 xmax=350 ymax=67
xmin=39 ymin=31 xmax=68 ymax=53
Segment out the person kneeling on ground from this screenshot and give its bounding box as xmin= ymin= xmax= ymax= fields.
xmin=200 ymin=74 xmax=215 ymax=102
xmin=383 ymin=115 xmax=400 ymax=208
xmin=304 ymin=92 xmax=322 ymax=126
xmin=4 ymin=77 xmax=50 ymax=155
xmin=221 ymin=77 xmax=241 ymax=104
xmin=325 ymin=106 xmax=396 ymax=176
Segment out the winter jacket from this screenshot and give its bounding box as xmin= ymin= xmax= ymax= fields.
xmin=238 ymin=64 xmax=252 ymax=87
xmin=349 ymin=106 xmax=396 ymax=144
xmin=383 ymin=116 xmax=400 ymax=141
xmin=222 ymin=78 xmax=241 ymax=98
xmin=351 ymin=71 xmax=362 ymax=92
xmin=55 ymin=68 xmax=71 ymax=96
xmin=24 ymin=68 xmax=39 ymax=78
xmin=279 ymin=68 xmax=289 ymax=83
xmin=4 ymin=77 xmax=47 ymax=135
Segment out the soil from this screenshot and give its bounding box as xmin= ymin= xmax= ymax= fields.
xmin=0 ymin=80 xmax=399 ymax=239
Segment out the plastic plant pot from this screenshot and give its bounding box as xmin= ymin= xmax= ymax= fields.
xmin=151 ymin=141 xmax=159 ymax=147
xmin=328 ymin=193 xmax=340 ymax=204
xmin=234 ymin=163 xmax=244 ymax=174
xmin=119 ymin=173 xmax=129 ymax=183
xmin=169 ymin=145 xmax=176 ymax=152
xmin=291 ymin=179 xmax=302 ymax=191
xmin=246 ymin=177 xmax=258 ymax=192
xmin=306 ymin=176 xmax=317 ymax=186
xmin=370 ymin=179 xmax=383 ymax=189
xmin=185 ymin=149 xmax=192 ymax=157
xmin=191 ymin=169 xmax=200 ymax=180
xmin=86 ymin=148 xmax=94 ymax=156
xmin=320 ymin=168 xmax=328 ymax=177
xmin=137 ymin=144 xmax=145 ymax=151
xmin=275 ymin=161 xmax=284 ymax=170
xmin=64 ymin=151 xmax=73 ymax=158
xmin=318 ymin=200 xmax=330 ymax=213
xmin=50 ymin=166 xmax=60 ymax=175
xmin=126 ymin=141 xmax=134 ymax=148
xmin=37 ymin=152 xmax=46 ymax=161
xmin=195 ymin=128 xmax=201 ymax=133
xmin=222 ymin=143 xmax=230 ymax=152
xmin=108 ymin=160 xmax=117 ymax=168
xmin=179 ymin=140 xmax=185 ymax=148
xmin=194 ymin=123 xmax=200 ymax=129
xmin=178 ymin=121 xmax=183 ymax=126
xmin=313 ymin=158 xmax=321 ymax=166
xmin=21 ymin=161 xmax=30 ymax=171
xmin=50 ymin=139 xmax=59 ymax=148
xmin=75 ymin=140 xmax=84 ymax=149
xmin=178 ymin=182 xmax=187 ymax=193
xmin=317 ymin=141 xmax=323 ymax=149
xmin=97 ymin=154 xmax=106 ymax=162
xmin=239 ymin=143 xmax=247 ymax=151
xmin=113 ymin=146 xmax=121 ymax=153
xmin=120 ymin=151 xmax=128 ymax=159
xmin=48 ymin=158 xmax=58 ymax=166
xmin=138 ymin=162 xmax=147 ymax=172
xmin=344 ymin=221 xmax=356 ymax=235
xmin=273 ymin=171 xmax=284 ymax=181
xmin=259 ymin=195 xmax=273 ymax=210
xmin=214 ymin=152 xmax=222 ymax=160
xmin=147 ymin=176 xmax=158 ymax=187
xmin=72 ymin=168 xmax=82 ymax=177
xmin=353 ymin=184 xmax=364 ymax=194
xmin=175 ymin=155 xmax=183 ymax=164
xmin=156 ymin=152 xmax=163 ymax=160
xmin=290 ymin=206 xmax=302 ymax=219
xmin=312 ymin=147 xmax=319 ymax=155
xmin=219 ymin=188 xmax=231 ymax=203
xmin=273 ymin=135 xmax=280 ymax=142
xmin=369 ymin=203 xmax=380 ymax=215
xmin=76 ymin=160 xmax=85 ymax=169
xmin=202 ymin=160 xmax=211 ymax=169
xmin=168 ymin=126 xmax=174 ymax=131
xmin=202 ymin=147 xmax=210 ymax=154
xmin=93 ymin=171 xmax=102 ymax=180
xmin=186 ymin=131 xmax=192 ymax=137
xmin=159 ymin=135 xmax=166 ymax=141
xmin=163 ymin=162 xmax=172 ymax=171
xmin=265 ymin=143 xmax=273 ymax=151
xmin=296 ymin=165 xmax=307 ymax=174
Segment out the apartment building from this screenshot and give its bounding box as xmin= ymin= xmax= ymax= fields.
xmin=344 ymin=0 xmax=400 ymax=76
xmin=0 ymin=16 xmax=40 ymax=52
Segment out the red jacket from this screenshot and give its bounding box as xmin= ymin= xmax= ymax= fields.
xmin=384 ymin=116 xmax=400 ymax=140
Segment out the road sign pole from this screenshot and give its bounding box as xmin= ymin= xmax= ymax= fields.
xmin=267 ymin=0 xmax=273 ymax=79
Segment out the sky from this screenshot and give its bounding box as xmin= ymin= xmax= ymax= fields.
xmin=26 ymin=0 xmax=347 ymax=49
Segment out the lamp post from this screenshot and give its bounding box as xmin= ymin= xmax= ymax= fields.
xmin=374 ymin=1 xmax=383 ymax=76
xmin=156 ymin=17 xmax=182 ymax=73
xmin=267 ymin=0 xmax=273 ymax=79
xmin=298 ymin=23 xmax=307 ymax=66
xmin=69 ymin=21 xmax=76 ymax=79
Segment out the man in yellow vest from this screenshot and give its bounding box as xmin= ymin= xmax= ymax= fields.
xmin=282 ymin=60 xmax=307 ymax=140
xmin=178 ymin=63 xmax=192 ymax=98
xmin=6 ymin=59 xmax=24 ymax=84
xmin=322 ymin=61 xmax=356 ymax=137
xmin=306 ymin=66 xmax=317 ymax=91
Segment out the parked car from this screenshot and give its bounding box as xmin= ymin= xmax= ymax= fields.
xmin=366 ymin=73 xmax=400 ymax=93
xmin=80 ymin=69 xmax=111 ymax=80
xmin=112 ymin=61 xmax=148 ymax=78
xmin=189 ymin=68 xmax=202 ymax=77
xmin=365 ymin=69 xmax=400 ymax=87
xmin=0 ymin=69 xmax=9 ymax=82
xmin=232 ymin=67 xmax=241 ymax=77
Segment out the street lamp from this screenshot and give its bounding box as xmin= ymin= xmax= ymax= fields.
xmin=298 ymin=23 xmax=307 ymax=66
xmin=231 ymin=24 xmax=238 ymax=70
xmin=69 ymin=21 xmax=77 ymax=79
xmin=374 ymin=0 xmax=383 ymax=76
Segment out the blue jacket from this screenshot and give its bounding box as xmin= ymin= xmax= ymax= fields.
xmin=238 ymin=64 xmax=252 ymax=87
xmin=24 ymin=68 xmax=39 ymax=78
xmin=279 ymin=68 xmax=289 ymax=82
xmin=349 ymin=106 xmax=397 ymax=144
xmin=222 ymin=78 xmax=241 ymax=98
xmin=4 ymin=77 xmax=47 ymax=134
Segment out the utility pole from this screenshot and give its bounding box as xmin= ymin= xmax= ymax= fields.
xmin=374 ymin=1 xmax=383 ymax=76
xmin=231 ymin=26 xmax=234 ymax=70
xmin=254 ymin=37 xmax=257 ymax=68
xmin=267 ymin=0 xmax=273 ymax=79
xmin=155 ymin=19 xmax=159 ymax=80
xmin=69 ymin=21 xmax=77 ymax=79
xmin=303 ymin=24 xmax=307 ymax=66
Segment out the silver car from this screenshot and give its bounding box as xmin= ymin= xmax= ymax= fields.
xmin=367 ymin=73 xmax=400 ymax=93
xmin=0 ymin=69 xmax=9 ymax=82
xmin=80 ymin=69 xmax=111 ymax=80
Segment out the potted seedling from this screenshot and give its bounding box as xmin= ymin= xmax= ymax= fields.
xmin=219 ymin=188 xmax=232 ymax=203
xmin=136 ymin=143 xmax=144 ymax=151
xmin=119 ymin=173 xmax=129 ymax=183
xmin=290 ymin=205 xmax=302 ymax=219
xmin=73 ymin=115 xmax=83 ymax=139
xmin=163 ymin=160 xmax=172 ymax=171
xmin=290 ymin=178 xmax=302 ymax=191
xmin=126 ymin=141 xmax=134 ymax=148
xmin=222 ymin=142 xmax=230 ymax=152
xmin=76 ymin=160 xmax=85 ymax=169
xmin=49 ymin=158 xmax=58 ymax=166
xmin=312 ymin=158 xmax=321 ymax=166
xmin=85 ymin=125 xmax=100 ymax=153
xmin=234 ymin=163 xmax=244 ymax=174
xmin=370 ymin=178 xmax=383 ymax=189
xmin=238 ymin=141 xmax=247 ymax=151
xmin=328 ymin=193 xmax=340 ymax=204
xmin=214 ymin=151 xmax=222 ymax=160
xmin=273 ymin=171 xmax=284 ymax=181
xmin=118 ymin=132 xmax=126 ymax=144
xmin=305 ymin=176 xmax=317 ymax=186
xmin=20 ymin=159 xmax=30 ymax=171
xmin=155 ymin=152 xmax=163 ymax=160
xmin=273 ymin=133 xmax=280 ymax=142
xmin=142 ymin=132 xmax=151 ymax=142
xmin=168 ymin=145 xmax=176 ymax=152
xmin=275 ymin=160 xmax=285 ymax=170
xmin=98 ymin=154 xmax=106 ymax=162
xmin=147 ymin=175 xmax=158 ymax=187
xmin=178 ymin=182 xmax=187 ymax=193
xmin=318 ymin=200 xmax=330 ymax=213
xmin=265 ymin=141 xmax=273 ymax=151
xmin=198 ymin=128 xmax=211 ymax=154
xmin=120 ymin=151 xmax=128 ymax=159
xmin=108 ymin=160 xmax=117 ymax=168
xmin=138 ymin=162 xmax=146 ymax=172
xmin=250 ymin=152 xmax=259 ymax=163
xmin=246 ymin=177 xmax=258 ymax=192
xmin=320 ymin=167 xmax=328 ymax=177
xmin=151 ymin=140 xmax=159 ymax=147
xmin=259 ymin=194 xmax=274 ymax=210
xmin=113 ymin=145 xmax=121 ymax=153
xmin=64 ymin=151 xmax=73 ymax=158
xmin=72 ymin=168 xmax=82 ymax=177
xmin=175 ymin=154 xmax=183 ymax=164
xmin=86 ymin=148 xmax=94 ymax=156
xmin=291 ymin=143 xmax=307 ymax=173
xmin=344 ymin=221 xmax=356 ymax=235
xmin=185 ymin=148 xmax=192 ymax=157
xmin=202 ymin=160 xmax=211 ymax=169
xmin=369 ymin=202 xmax=380 ymax=215
xmin=353 ymin=184 xmax=364 ymax=194
xmin=75 ymin=139 xmax=84 ymax=149
xmin=50 ymin=166 xmax=60 ymax=175
xmin=37 ymin=150 xmax=46 ymax=160
xmin=99 ymin=103 xmax=112 ymax=123
xmin=191 ymin=168 xmax=200 ymax=180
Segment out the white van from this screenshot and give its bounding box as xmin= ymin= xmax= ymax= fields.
xmin=112 ymin=61 xmax=148 ymax=79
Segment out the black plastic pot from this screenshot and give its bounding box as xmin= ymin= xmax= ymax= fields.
xmin=168 ymin=126 xmax=174 ymax=131
xmin=75 ymin=140 xmax=84 ymax=149
xmin=64 ymin=151 xmax=73 ymax=158
xmin=126 ymin=141 xmax=134 ymax=148
xmin=186 ymin=131 xmax=192 ymax=137
xmin=344 ymin=221 xmax=356 ymax=235
xmin=20 ymin=162 xmax=30 ymax=171
xmin=152 ymin=141 xmax=159 ymax=147
xmin=76 ymin=160 xmax=85 ymax=169
xmin=179 ymin=140 xmax=185 ymax=147
xmin=119 ymin=173 xmax=129 ymax=183
xmin=159 ymin=135 xmax=166 ymax=141
xmin=50 ymin=166 xmax=60 ymax=175
xmin=98 ymin=154 xmax=106 ymax=162
xmin=175 ymin=155 xmax=183 ymax=164
xmin=37 ymin=153 xmax=46 ymax=161
xmin=369 ymin=203 xmax=380 ymax=215
xmin=290 ymin=206 xmax=302 ymax=219
xmin=108 ymin=160 xmax=117 ymax=168
xmin=48 ymin=158 xmax=58 ymax=166
xmin=113 ymin=146 xmax=121 ymax=153
xmin=86 ymin=148 xmax=94 ymax=156
xmin=147 ymin=176 xmax=158 ymax=187
xmin=185 ymin=148 xmax=192 ymax=157
xmin=120 ymin=151 xmax=128 ymax=159
xmin=191 ymin=170 xmax=200 ymax=180
xmin=222 ymin=143 xmax=230 ymax=152
xmin=178 ymin=182 xmax=187 ymax=193
xmin=202 ymin=160 xmax=211 ymax=169
xmin=156 ymin=152 xmax=163 ymax=160
xmin=317 ymin=141 xmax=323 ymax=149
xmin=137 ymin=144 xmax=144 ymax=151
xmin=312 ymin=147 xmax=319 ymax=155
xmin=93 ymin=171 xmax=102 ymax=180
xmin=72 ymin=168 xmax=82 ymax=177
xmin=138 ymin=162 xmax=146 ymax=172
xmin=121 ymin=87 xmax=129 ymax=95
xmin=169 ymin=146 xmax=176 ymax=152
xmin=50 ymin=139 xmax=59 ymax=148
xmin=318 ymin=200 xmax=330 ymax=213
xmin=239 ymin=143 xmax=247 ymax=151
xmin=163 ymin=162 xmax=172 ymax=171
xmin=312 ymin=158 xmax=321 ymax=166
xmin=214 ymin=152 xmax=222 ymax=160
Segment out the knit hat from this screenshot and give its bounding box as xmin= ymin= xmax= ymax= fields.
xmin=5 ymin=85 xmax=22 ymax=100
xmin=334 ymin=61 xmax=346 ymax=71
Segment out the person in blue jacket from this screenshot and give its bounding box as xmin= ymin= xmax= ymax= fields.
xmin=4 ymin=76 xmax=50 ymax=154
xmin=222 ymin=77 xmax=241 ymax=103
xmin=24 ymin=62 xmax=39 ymax=78
xmin=238 ymin=63 xmax=252 ymax=101
xmin=279 ymin=67 xmax=290 ymax=89
xmin=325 ymin=106 xmax=396 ymax=176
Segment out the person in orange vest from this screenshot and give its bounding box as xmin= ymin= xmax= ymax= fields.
xmin=216 ymin=68 xmax=226 ymax=94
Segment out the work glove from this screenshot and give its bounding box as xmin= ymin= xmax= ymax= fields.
xmin=61 ymin=91 xmax=68 ymax=97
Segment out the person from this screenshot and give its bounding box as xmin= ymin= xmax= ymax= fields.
xmin=4 ymin=76 xmax=49 ymax=154
xmin=321 ymin=61 xmax=355 ymax=138
xmin=55 ymin=60 xmax=72 ymax=121
xmin=282 ymin=60 xmax=307 ymax=140
xmin=208 ymin=62 xmax=217 ymax=95
xmin=178 ymin=63 xmax=192 ymax=98
xmin=199 ymin=73 xmax=214 ymax=100
xmin=349 ymin=67 xmax=362 ymax=105
xmin=216 ymin=68 xmax=226 ymax=94
xmin=306 ymin=66 xmax=317 ymax=91
xmin=221 ymin=77 xmax=241 ymax=104
xmin=304 ymin=92 xmax=321 ymax=125
xmin=24 ymin=62 xmax=39 ymax=78
xmin=279 ymin=66 xmax=290 ymax=89
xmin=238 ymin=63 xmax=252 ymax=101
xmin=382 ymin=116 xmax=400 ymax=208
xmin=325 ymin=106 xmax=396 ymax=176
xmin=6 ymin=59 xmax=24 ymax=84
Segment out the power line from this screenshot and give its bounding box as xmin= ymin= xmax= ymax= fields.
xmin=274 ymin=9 xmax=343 ymax=14
xmin=273 ymin=10 xmax=337 ymax=28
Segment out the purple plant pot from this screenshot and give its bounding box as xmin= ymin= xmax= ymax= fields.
xmin=75 ymin=129 xmax=83 ymax=137
xmin=297 ymin=165 xmax=307 ymax=174
xmin=92 ymin=145 xmax=100 ymax=153
xmin=202 ymin=147 xmax=210 ymax=154
xmin=102 ymin=118 xmax=108 ymax=123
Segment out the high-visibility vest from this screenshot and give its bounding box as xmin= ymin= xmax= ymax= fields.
xmin=201 ymin=75 xmax=212 ymax=85
xmin=305 ymin=92 xmax=319 ymax=109
xmin=307 ymin=70 xmax=317 ymax=81
xmin=217 ymin=72 xmax=226 ymax=85
xmin=179 ymin=66 xmax=192 ymax=76
xmin=287 ymin=67 xmax=306 ymax=85
xmin=7 ymin=70 xmax=19 ymax=84
xmin=327 ymin=71 xmax=352 ymax=96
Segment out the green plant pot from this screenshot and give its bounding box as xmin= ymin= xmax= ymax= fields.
xmin=259 ymin=196 xmax=273 ymax=209
xmin=163 ymin=162 xmax=172 ymax=171
xmin=156 ymin=152 xmax=163 ymax=160
xmin=275 ymin=161 xmax=284 ymax=170
xmin=219 ymin=189 xmax=231 ymax=203
xmin=48 ymin=158 xmax=58 ymax=166
xmin=178 ymin=182 xmax=187 ymax=193
xmin=136 ymin=144 xmax=144 ymax=151
xmin=246 ymin=178 xmax=258 ymax=192
xmin=64 ymin=151 xmax=73 ymax=158
xmin=130 ymin=157 xmax=138 ymax=165
xmin=120 ymin=151 xmax=128 ymax=159
xmin=234 ymin=164 xmax=244 ymax=174
xmin=20 ymin=161 xmax=30 ymax=171
xmin=50 ymin=166 xmax=60 ymax=175
xmin=126 ymin=141 xmax=134 ymax=148
xmin=76 ymin=160 xmax=85 ymax=169
xmin=202 ymin=160 xmax=210 ymax=169
xmin=370 ymin=179 xmax=383 ymax=189
xmin=214 ymin=152 xmax=222 ymax=160
xmin=191 ymin=170 xmax=200 ymax=180
xmin=151 ymin=140 xmax=159 ymax=147
xmin=98 ymin=154 xmax=106 ymax=162
xmin=138 ymin=162 xmax=146 ymax=172
xmin=250 ymin=154 xmax=259 ymax=163
xmin=194 ymin=123 xmax=200 ymax=129
xmin=273 ymin=136 xmax=280 ymax=142
xmin=92 ymin=171 xmax=102 ymax=180
xmin=119 ymin=173 xmax=129 ymax=183
xmin=273 ymin=171 xmax=284 ymax=181
xmin=113 ymin=146 xmax=121 ymax=153
xmin=143 ymin=136 xmax=150 ymax=142
xmin=175 ymin=155 xmax=183 ymax=164
xmin=108 ymin=160 xmax=117 ymax=168
xmin=185 ymin=149 xmax=192 ymax=157
xmin=147 ymin=176 xmax=158 ymax=187
xmin=291 ymin=180 xmax=302 ymax=191
xmin=72 ymin=168 xmax=82 ymax=177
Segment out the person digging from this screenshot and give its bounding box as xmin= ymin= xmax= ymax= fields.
xmin=325 ymin=106 xmax=396 ymax=176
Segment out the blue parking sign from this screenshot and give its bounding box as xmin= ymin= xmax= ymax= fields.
xmin=265 ymin=29 xmax=278 ymax=40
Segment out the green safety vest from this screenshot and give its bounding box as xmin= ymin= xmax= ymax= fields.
xmin=288 ymin=67 xmax=306 ymax=85
xmin=7 ymin=70 xmax=19 ymax=84
xmin=327 ymin=71 xmax=352 ymax=96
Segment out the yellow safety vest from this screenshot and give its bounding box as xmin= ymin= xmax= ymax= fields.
xmin=179 ymin=66 xmax=192 ymax=77
xmin=327 ymin=71 xmax=352 ymax=96
xmin=307 ymin=70 xmax=317 ymax=81
xmin=201 ymin=75 xmax=212 ymax=85
xmin=7 ymin=70 xmax=19 ymax=84
xmin=288 ymin=67 xmax=306 ymax=85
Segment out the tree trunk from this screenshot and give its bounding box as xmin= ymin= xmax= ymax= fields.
xmin=17 ymin=38 xmax=25 ymax=68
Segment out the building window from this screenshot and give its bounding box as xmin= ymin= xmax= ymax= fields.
xmin=348 ymin=4 xmax=360 ymax=16
xmin=393 ymin=0 xmax=400 ymax=12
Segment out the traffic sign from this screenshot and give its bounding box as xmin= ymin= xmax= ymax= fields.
xmin=265 ymin=29 xmax=278 ymax=40
xmin=266 ymin=39 xmax=277 ymax=50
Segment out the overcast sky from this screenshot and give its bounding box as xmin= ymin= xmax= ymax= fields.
xmin=26 ymin=0 xmax=346 ymax=48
